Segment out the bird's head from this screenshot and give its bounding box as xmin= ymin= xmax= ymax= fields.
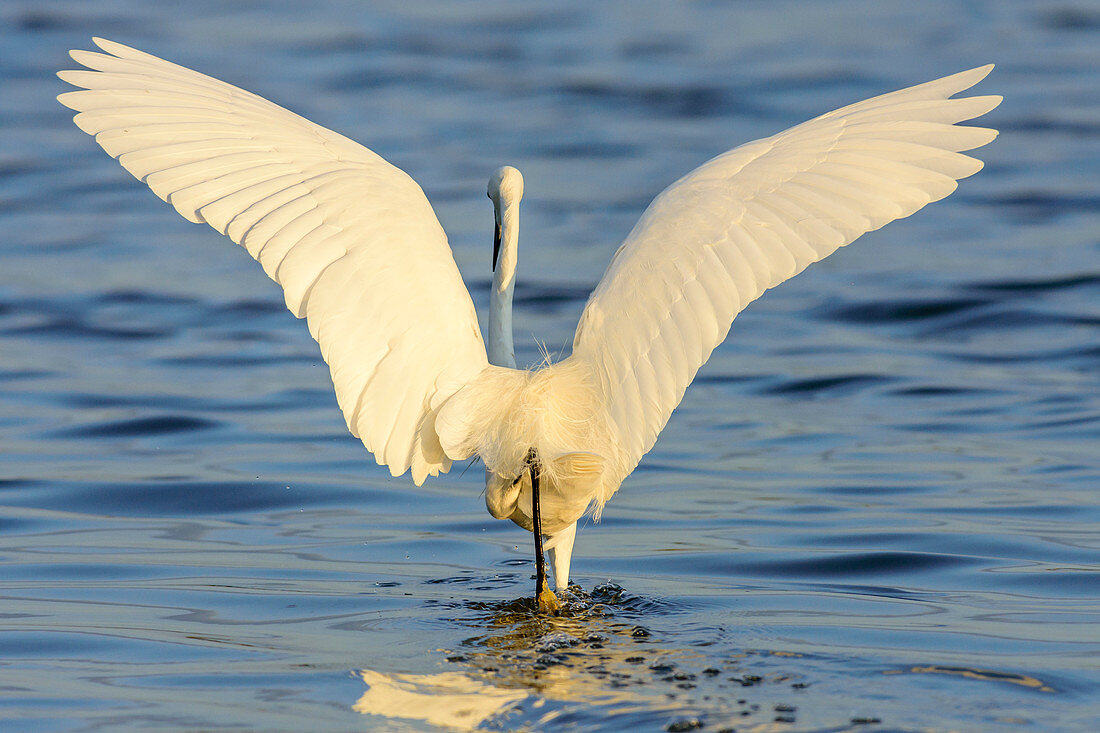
xmin=487 ymin=165 xmax=524 ymax=208
xmin=488 ymin=166 xmax=523 ymax=271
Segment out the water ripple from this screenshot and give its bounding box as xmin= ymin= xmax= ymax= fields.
xmin=48 ymin=415 xmax=221 ymax=439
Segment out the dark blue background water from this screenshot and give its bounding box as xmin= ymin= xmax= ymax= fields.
xmin=1 ymin=1 xmax=1098 ymax=730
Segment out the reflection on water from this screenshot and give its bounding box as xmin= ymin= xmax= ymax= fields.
xmin=354 ymin=671 xmax=525 ymax=730
xmin=358 ymin=583 xmax=1071 ymax=731
xmin=889 ymin=665 xmax=1056 ymax=693
xmin=355 ymin=585 xmax=1069 ymax=730
xmin=358 ymin=585 xmax=817 ymax=730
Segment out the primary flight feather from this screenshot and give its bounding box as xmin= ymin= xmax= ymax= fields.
xmin=59 ymin=38 xmax=1000 ymax=605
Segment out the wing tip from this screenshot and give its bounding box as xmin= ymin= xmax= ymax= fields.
xmin=57 ymin=52 xmax=89 ymax=89
xmin=91 ymin=37 xmax=122 ymax=56
xmin=949 ymin=63 xmax=995 ymax=90
xmin=970 ymin=63 xmax=995 ymax=80
xmin=966 ymin=94 xmax=1003 ymax=124
xmin=55 ymin=89 xmax=82 ymax=111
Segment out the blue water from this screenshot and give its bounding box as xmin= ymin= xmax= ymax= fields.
xmin=2 ymin=1 xmax=1099 ymax=730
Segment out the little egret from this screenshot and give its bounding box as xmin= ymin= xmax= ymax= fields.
xmin=59 ymin=39 xmax=1000 ymax=611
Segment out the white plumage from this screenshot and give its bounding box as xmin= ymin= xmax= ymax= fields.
xmin=59 ymin=38 xmax=1000 ymax=596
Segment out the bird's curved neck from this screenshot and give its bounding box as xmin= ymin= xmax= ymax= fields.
xmin=488 ymin=202 xmax=519 ymax=368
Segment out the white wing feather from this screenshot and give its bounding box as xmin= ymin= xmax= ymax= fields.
xmin=571 ymin=66 xmax=1001 ymax=487
xmin=59 ymin=38 xmax=489 ymax=485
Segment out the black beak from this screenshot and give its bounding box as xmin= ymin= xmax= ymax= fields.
xmin=492 ymin=220 xmax=501 ymax=271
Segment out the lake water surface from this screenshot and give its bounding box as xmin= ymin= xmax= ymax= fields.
xmin=1 ymin=1 xmax=1098 ymax=730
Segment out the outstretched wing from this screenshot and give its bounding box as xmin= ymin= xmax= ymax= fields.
xmin=59 ymin=38 xmax=489 ymax=484
xmin=571 ymin=66 xmax=1001 ymax=485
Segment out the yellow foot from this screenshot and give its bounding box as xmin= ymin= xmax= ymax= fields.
xmin=537 ymin=582 xmax=560 ymax=614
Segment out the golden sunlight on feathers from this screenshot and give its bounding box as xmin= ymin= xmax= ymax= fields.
xmin=59 ymin=39 xmax=1000 ymax=593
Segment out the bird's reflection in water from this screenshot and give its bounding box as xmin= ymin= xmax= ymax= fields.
xmin=353 ymin=670 xmax=526 ymax=730
xmin=353 ymin=589 xmax=1059 ymax=731
xmin=354 ymin=583 xmax=807 ymax=731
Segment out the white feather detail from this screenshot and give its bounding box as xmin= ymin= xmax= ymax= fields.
xmin=60 ymin=40 xmax=1001 ymax=531
xmin=570 ymin=65 xmax=1001 ymax=498
xmin=59 ymin=38 xmax=489 ymax=485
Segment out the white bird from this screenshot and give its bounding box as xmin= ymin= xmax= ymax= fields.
xmin=59 ymin=38 xmax=1000 ymax=611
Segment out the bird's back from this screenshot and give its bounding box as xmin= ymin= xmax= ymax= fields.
xmin=435 ymin=357 xmax=626 ymax=522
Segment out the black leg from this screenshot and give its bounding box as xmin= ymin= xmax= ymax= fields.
xmin=527 ymin=448 xmax=547 ymax=598
xmin=526 ymin=448 xmax=559 ymax=614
